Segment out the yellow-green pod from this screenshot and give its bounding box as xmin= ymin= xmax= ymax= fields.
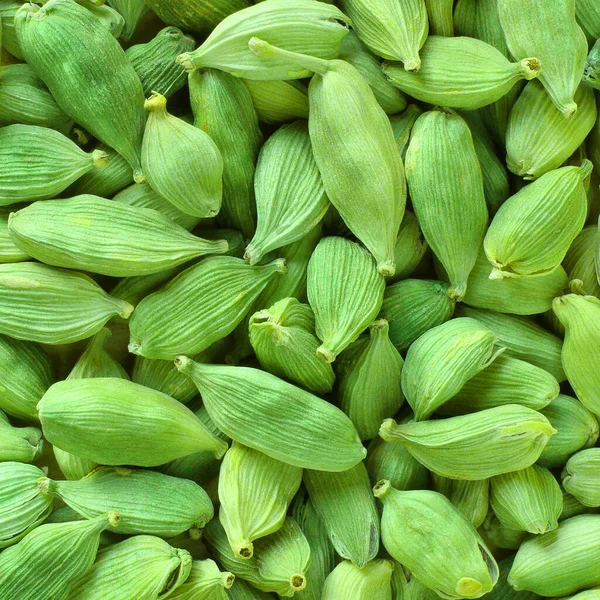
xmin=439 ymin=355 xmax=559 ymax=416
xmin=53 ymin=446 xmax=97 ymax=482
xmin=142 ymin=93 xmax=223 ymax=219
xmin=424 ymin=0 xmax=454 ymax=35
xmin=539 ymin=395 xmax=599 ymax=469
xmin=67 ymin=534 xmax=192 ymax=600
xmin=304 ymin=462 xmax=380 ymax=568
xmin=106 ymin=0 xmax=147 ymax=40
xmin=480 ymin=511 xmax=527 ymax=551
xmin=562 ymin=448 xmax=600 ymax=507
xmin=0 ymin=462 xmax=53 ymax=549
xmin=219 ymin=442 xmax=302 ymax=559
xmin=322 ymin=559 xmax=394 ymax=600
xmin=169 ymin=559 xmax=235 ymax=600
xmin=0 ymin=411 xmax=43 ymax=462
xmin=0 ymin=262 xmax=132 ymax=345
xmin=339 ymin=0 xmax=427 ymax=70
xmin=227 ymin=580 xmax=274 ymax=599
xmin=402 ymin=317 xmax=502 ymax=421
xmin=388 ymin=210 xmax=427 ymax=283
xmin=249 ymin=297 xmax=335 ymax=395
xmin=245 ymin=121 xmax=327 ymax=264
xmin=432 ymin=475 xmax=489 ymax=528
xmin=383 ymin=36 xmax=540 ymax=110
xmin=307 ymin=236 xmax=386 ymax=362
xmin=243 ymin=79 xmax=309 ymax=124
xmin=374 ymin=481 xmax=498 ymax=599
xmin=176 ymin=0 xmax=350 ymax=80
xmin=490 ymin=465 xmax=562 ymax=534
xmin=15 ymin=0 xmax=146 ymax=179
xmin=204 ymin=517 xmax=310 ymax=597
xmin=380 ymin=405 xmax=556 ymax=480
xmin=553 ymin=293 xmax=600 ymax=416
xmin=455 ymin=305 xmax=566 ymax=382
xmin=175 ymin=356 xmax=366 ymax=471
xmin=405 ymin=110 xmax=488 ymax=300
xmin=507 ymin=82 xmax=597 ymax=180
xmin=564 ymin=227 xmax=600 ymax=298
xmin=0 ymin=124 xmax=109 ymax=205
xmin=38 ymin=377 xmax=228 ymax=466
xmin=0 ymin=512 xmax=119 ymax=600
xmin=379 ymin=279 xmax=456 ymax=352
xmin=509 ymin=514 xmax=600 ymax=596
xmin=390 ymin=106 xmax=423 ymax=161
xmin=497 ymin=0 xmax=587 ymax=117
xmin=0 ymin=209 xmax=28 ymax=263
xmin=189 ymin=68 xmax=262 ymax=238
xmin=335 ymin=319 xmax=404 ymax=440
xmin=129 ymin=257 xmax=285 ymax=360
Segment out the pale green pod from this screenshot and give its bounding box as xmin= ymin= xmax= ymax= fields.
xmin=170 ymin=559 xmax=235 ymax=600
xmin=227 ymin=580 xmax=274 ymax=599
xmin=38 ymin=377 xmax=228 ymax=466
xmin=307 ymin=236 xmax=386 ymax=362
xmin=106 ymin=0 xmax=147 ymax=40
xmin=0 ymin=410 xmax=43 ymax=463
xmin=126 ymin=27 xmax=195 ymax=98
xmin=189 ymin=68 xmax=262 ymax=238
xmin=432 ymin=476 xmax=489 ymax=528
xmin=402 ymin=317 xmax=502 ymax=421
xmin=15 ymin=0 xmax=146 ymax=179
xmin=0 ymin=462 xmax=53 ymax=548
xmin=0 ymin=512 xmax=118 ymax=600
xmin=249 ymin=297 xmax=335 ymax=395
xmin=498 ymin=0 xmax=587 ymax=117
xmin=8 ymin=196 xmax=227 ymax=277
xmin=204 ymin=517 xmax=310 ymax=597
xmin=0 ymin=63 xmax=73 ymax=132
xmin=388 ymin=210 xmax=427 ymax=282
xmin=0 ymin=333 xmax=53 ymax=421
xmin=507 ymin=82 xmax=597 ymax=180
xmin=509 ymin=514 xmax=600 ymax=596
xmin=539 ymin=394 xmax=599 ymax=469
xmin=391 ymin=563 xmax=444 ymax=600
xmin=564 ymin=227 xmax=600 ymax=298
xmin=66 ymin=328 xmax=128 ymax=381
xmin=439 ymin=355 xmax=559 ymax=416
xmin=553 ymin=293 xmax=600 ymax=416
xmin=480 ymin=511 xmax=527 ymax=551
xmin=142 ymin=93 xmax=223 ymax=219
xmin=0 ymin=124 xmax=109 ymax=205
xmin=390 ymin=106 xmax=423 ymax=160
xmin=424 ymin=0 xmax=454 ymax=35
xmin=338 ymin=32 xmax=407 ymax=114
xmin=0 ymin=209 xmax=28 ymax=263
xmin=383 ymin=36 xmax=540 ymax=110
xmin=110 ymin=266 xmax=183 ymax=309
xmin=483 ymin=556 xmax=540 ymax=600
xmin=455 ymin=306 xmax=566 ymax=382
xmin=304 ymin=462 xmax=380 ymax=568
xmin=129 ymin=257 xmax=285 ymax=360
xmin=374 ymin=481 xmax=498 ymax=599
xmin=67 ymin=534 xmax=192 ymax=600
xmin=113 ymin=184 xmax=200 ymax=231
xmin=219 ymin=442 xmax=302 ymax=559
xmin=246 ymin=121 xmax=326 ymax=264
xmin=380 ymin=404 xmax=556 ymax=480
xmin=405 ymin=110 xmax=488 ymax=300
xmin=175 ymin=357 xmax=366 ymax=471
xmin=562 ymin=448 xmax=600 ymax=507
xmin=322 ymin=559 xmax=394 ymax=600
xmin=380 ymin=279 xmax=456 ymax=352
xmin=243 ymin=79 xmax=309 ymax=124
xmin=490 ymin=465 xmax=563 ymax=534
xmin=53 ymin=447 xmax=97 ymax=482
xmin=339 ymin=0 xmax=427 ymax=70
xmin=47 ymin=466 xmax=213 ymax=536
xmin=335 ymin=319 xmax=404 ymax=440
xmin=0 ymin=262 xmax=133 ymax=345
xmin=176 ymin=0 xmax=350 ymax=80
xmin=560 ymin=492 xmax=596 ymax=521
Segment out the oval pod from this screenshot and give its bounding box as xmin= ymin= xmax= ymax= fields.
xmin=321 ymin=559 xmax=394 ymax=600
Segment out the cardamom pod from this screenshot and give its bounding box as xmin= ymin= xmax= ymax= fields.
xmin=424 ymin=0 xmax=454 ymax=35
xmin=432 ymin=476 xmax=489 ymax=528
xmin=388 ymin=210 xmax=428 ymax=282
xmin=562 ymin=448 xmax=600 ymax=507
xmin=53 ymin=446 xmax=97 ymax=482
xmin=0 ymin=209 xmax=28 ymax=263
xmin=484 ymin=556 xmax=539 ymax=600
xmin=0 ymin=0 xmax=23 ymax=58
xmin=227 ymin=580 xmax=274 ymax=599
xmin=321 ymin=559 xmax=394 ymax=600
xmin=0 ymin=410 xmax=43 ymax=462
xmin=169 ymin=559 xmax=235 ymax=600
xmin=391 ymin=563 xmax=444 ymax=600
xmin=563 ymin=227 xmax=600 ymax=298
xmin=243 ymin=79 xmax=309 ymax=124
xmin=106 ymin=0 xmax=147 ymax=40
xmin=480 ymin=511 xmax=526 ymax=551
xmin=82 ymin=1 xmax=125 ymax=38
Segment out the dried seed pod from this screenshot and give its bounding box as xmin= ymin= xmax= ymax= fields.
xmin=424 ymin=0 xmax=454 ymax=35
xmin=169 ymin=559 xmax=235 ymax=600
xmin=0 ymin=209 xmax=28 ymax=263
xmin=243 ymin=79 xmax=309 ymax=124
xmin=0 ymin=411 xmax=44 ymax=463
xmin=432 ymin=476 xmax=489 ymax=528
xmin=562 ymin=448 xmax=600 ymax=507
xmin=388 ymin=210 xmax=428 ymax=282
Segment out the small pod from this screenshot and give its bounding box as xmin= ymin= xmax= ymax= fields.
xmin=380 ymin=404 xmax=556 ymax=480
xmin=322 ymin=559 xmax=394 ymax=600
xmin=307 ymin=236 xmax=386 ymax=362
xmin=388 ymin=210 xmax=427 ymax=282
xmin=483 ymin=556 xmax=539 ymax=600
xmin=560 ymin=492 xmax=596 ymax=522
xmin=227 ymin=580 xmax=273 ymax=599
xmin=564 ymin=227 xmax=600 ymax=298
xmin=169 ymin=559 xmax=235 ymax=600
xmin=480 ymin=512 xmax=527 ymax=551
xmin=0 ymin=209 xmax=29 ymax=263
xmin=432 ymin=476 xmax=489 ymax=528
xmin=243 ymin=79 xmax=309 ymax=124
xmin=391 ymin=562 xmax=445 ymax=600
xmin=577 ymin=0 xmax=600 ymax=39
xmin=562 ymin=448 xmax=600 ymax=507
xmin=390 ymin=107 xmax=423 ymax=160
xmin=106 ymin=0 xmax=147 ymax=40
xmin=424 ymin=0 xmax=454 ymax=35
xmin=0 ymin=411 xmax=44 ymax=463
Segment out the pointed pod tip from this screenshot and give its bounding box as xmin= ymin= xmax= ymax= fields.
xmin=456 ymin=577 xmax=483 ymax=597
xmin=120 ymin=302 xmax=134 ymax=319
xmin=144 ymin=92 xmax=167 ymax=112
xmin=234 ymin=540 xmax=254 ymax=560
xmin=174 ymin=355 xmax=191 ymax=373
xmin=379 ymin=418 xmax=398 ymax=441
xmin=373 ymin=479 xmax=392 ymax=500
xmin=176 ymin=52 xmax=196 ymax=72
xmin=108 ymin=511 xmax=122 ymax=528
xmin=290 ymin=574 xmax=307 ymax=592
xmin=128 ymin=341 xmax=142 ymax=355
xmin=378 ymin=260 xmax=396 ymax=277
xmin=403 ymin=58 xmax=421 ymax=73
xmin=521 ymin=57 xmax=541 ymax=80
xmin=317 ymin=345 xmax=335 ymax=363
xmin=223 ymin=573 xmax=235 ymax=589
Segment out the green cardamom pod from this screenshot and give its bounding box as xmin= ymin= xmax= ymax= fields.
xmin=15 ymin=0 xmax=146 ymax=179
xmin=0 ymin=0 xmax=23 ymax=58
xmin=584 ymin=39 xmax=600 ymax=89
xmin=432 ymin=476 xmax=489 ymax=528
xmin=563 ymin=227 xmax=600 ymax=298
xmin=380 ymin=405 xmax=556 ymax=479
xmin=53 ymin=446 xmax=97 ymax=482
xmin=560 ymin=492 xmax=594 ymax=521
xmin=480 ymin=511 xmax=527 ymax=551
xmin=391 ymin=562 xmax=444 ymax=600
xmin=383 ymin=36 xmax=539 ymax=110
xmin=38 ymin=377 xmax=228 ymax=466
xmin=227 ymin=579 xmax=274 ymax=599
xmin=307 ymin=236 xmax=386 ymax=362
xmin=322 ymin=559 xmax=394 ymax=600
xmin=0 ymin=209 xmax=28 ymax=263
xmin=106 ymin=0 xmax=147 ymax=40
xmin=81 ymin=1 xmax=125 ymax=38
xmin=405 ymin=109 xmax=488 ymax=300
xmin=562 ymin=448 xmax=600 ymax=507
xmin=249 ymin=297 xmax=335 ymax=395
xmin=424 ymin=0 xmax=454 ymax=35
xmin=335 ymin=318 xmax=404 ymax=440
xmin=0 ymin=410 xmax=43 ymax=462
xmin=243 ymin=79 xmax=309 ymax=124
xmin=0 ymin=262 xmax=132 ymax=345
xmin=174 ymin=357 xmax=366 ymax=471
xmin=245 ymin=120 xmax=326 ymax=264
xmin=484 ymin=556 xmax=540 ymax=600
xmin=577 ymin=0 xmax=600 ymax=39
xmin=169 ymin=559 xmax=235 ymax=600
xmin=498 ymin=0 xmax=587 ymax=117
xmin=219 ymin=442 xmax=302 ymax=559
xmin=388 ymin=210 xmax=427 ymax=282
xmin=374 ymin=481 xmax=498 ymax=599
xmin=390 ymin=106 xmax=423 ymax=160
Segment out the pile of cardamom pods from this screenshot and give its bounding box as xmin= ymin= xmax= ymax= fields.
xmin=1 ymin=0 xmax=600 ymax=597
